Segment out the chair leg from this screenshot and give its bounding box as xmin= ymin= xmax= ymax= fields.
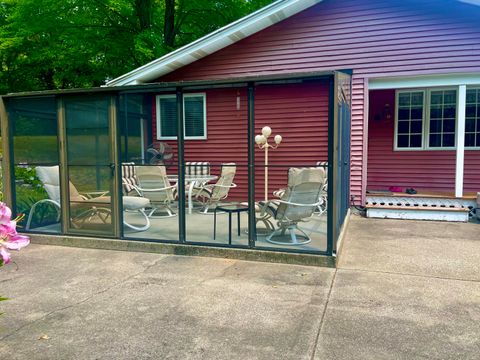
xmin=123 ymin=209 xmax=151 ymax=231
xmin=266 ymin=224 xmax=311 ymax=245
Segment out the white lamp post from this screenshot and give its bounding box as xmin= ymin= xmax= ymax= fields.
xmin=255 ymin=126 xmax=282 ymax=201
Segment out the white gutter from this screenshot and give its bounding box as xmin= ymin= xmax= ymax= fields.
xmin=105 ymin=0 xmax=322 ymax=87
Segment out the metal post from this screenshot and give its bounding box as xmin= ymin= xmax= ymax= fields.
xmin=326 ymin=75 xmax=337 ymax=256
xmin=247 ymin=83 xmax=256 ymax=248
xmin=176 ymin=88 xmax=186 ymax=243
xmin=0 ymin=97 xmax=14 ymax=209
xmin=264 ymin=144 xmax=268 ymax=201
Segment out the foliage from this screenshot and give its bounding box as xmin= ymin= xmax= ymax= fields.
xmin=0 ymin=0 xmax=275 ymax=94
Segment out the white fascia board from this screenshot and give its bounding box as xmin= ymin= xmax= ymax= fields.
xmin=106 ymin=0 xmax=322 ymax=87
xmin=369 ymin=73 xmax=480 ymax=90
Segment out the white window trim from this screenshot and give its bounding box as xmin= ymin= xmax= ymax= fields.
xmin=156 ymin=93 xmax=207 ymax=140
xmin=393 ymin=87 xmax=480 ymax=151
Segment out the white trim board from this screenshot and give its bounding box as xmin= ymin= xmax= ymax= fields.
xmin=369 ymin=73 xmax=480 ymax=90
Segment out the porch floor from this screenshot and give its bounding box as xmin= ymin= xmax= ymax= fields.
xmin=28 ymin=207 xmax=328 ymax=252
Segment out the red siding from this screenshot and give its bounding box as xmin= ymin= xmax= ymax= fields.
xmin=367 ymin=90 xmax=480 ymax=193
xmin=156 ymin=81 xmax=329 ymax=201
xmin=156 ymin=0 xmax=480 ymax=202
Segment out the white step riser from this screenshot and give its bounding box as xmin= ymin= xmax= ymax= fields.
xmin=367 ymin=208 xmax=469 ymax=222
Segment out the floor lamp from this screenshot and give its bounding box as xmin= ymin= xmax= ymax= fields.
xmin=255 ymin=126 xmax=282 ymax=201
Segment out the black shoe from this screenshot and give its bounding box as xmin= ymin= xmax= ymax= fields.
xmin=405 ymin=188 xmax=417 ymax=195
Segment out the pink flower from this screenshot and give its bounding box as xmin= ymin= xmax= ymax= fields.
xmin=0 ymin=247 xmax=11 ymax=264
xmin=0 ymin=203 xmax=12 ymax=225
xmin=0 ymin=203 xmax=29 ymax=266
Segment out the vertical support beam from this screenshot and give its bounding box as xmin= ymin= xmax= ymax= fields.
xmin=176 ymin=88 xmax=186 ymax=243
xmin=327 ymin=75 xmax=338 ymax=256
xmin=247 ymin=83 xmax=256 ymax=248
xmin=109 ymin=95 xmax=121 ymax=238
xmin=0 ymin=97 xmax=14 ymax=208
xmin=57 ymin=97 xmax=69 ymax=234
xmin=455 ymin=85 xmax=466 ymax=198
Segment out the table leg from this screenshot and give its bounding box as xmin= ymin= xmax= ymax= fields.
xmin=237 ymin=211 xmax=241 ymax=236
xmin=187 ymin=181 xmax=195 ymax=214
xmin=228 ymin=212 xmax=232 ymax=245
xmin=213 ymin=208 xmax=217 ymax=240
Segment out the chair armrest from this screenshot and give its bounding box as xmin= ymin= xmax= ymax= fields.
xmin=136 ymin=184 xmax=177 ymax=193
xmin=81 ymin=190 xmax=109 ymax=199
xmin=212 ymin=183 xmax=237 ymax=189
xmin=275 ymin=199 xmax=322 ymax=207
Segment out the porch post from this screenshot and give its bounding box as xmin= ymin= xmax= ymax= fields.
xmin=455 ymin=85 xmax=466 ymax=198
xmin=176 ymin=87 xmax=186 ymax=243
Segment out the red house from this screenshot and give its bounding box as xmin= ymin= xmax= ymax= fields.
xmin=107 ymin=0 xmax=480 ymax=222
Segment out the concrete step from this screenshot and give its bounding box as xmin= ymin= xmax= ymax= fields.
xmin=365 ymin=204 xmax=470 ymax=222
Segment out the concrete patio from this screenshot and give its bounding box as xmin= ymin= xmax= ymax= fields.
xmin=0 ymin=215 xmax=479 ymax=359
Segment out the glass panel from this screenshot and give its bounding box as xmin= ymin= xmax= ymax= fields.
xmin=397 ymin=135 xmax=409 ymax=148
xmin=428 ymin=89 xmax=456 ymax=148
xmin=397 ymin=121 xmax=409 ymax=134
xmin=398 ymin=108 xmax=410 ymax=120
xmin=429 ymin=133 xmax=441 ymax=147
xmin=183 ymin=87 xmax=248 ymax=246
xmin=410 ymin=107 xmax=423 ymax=120
xmin=466 ymin=89 xmax=476 ymax=103
xmin=466 ymin=105 xmax=476 ymax=118
xmin=396 ymin=91 xmax=424 ymax=149
xmin=184 ymin=95 xmax=205 ymax=137
xmin=119 ymin=93 xmax=179 ymax=242
xmin=410 ymin=120 xmax=423 ymax=133
xmin=159 ymin=97 xmax=177 ymax=137
xmin=64 ymin=97 xmax=114 ymax=235
xmin=430 ymin=107 xmax=442 ymax=119
xmin=398 ymin=93 xmax=411 ymax=106
xmin=7 ymin=96 xmax=61 ymax=233
xmin=443 ymin=134 xmax=455 ymax=147
xmin=477 ymin=133 xmax=480 ymax=147
xmin=411 ymin=92 xmax=423 ymax=106
xmin=443 ymin=119 xmax=455 ymax=132
xmin=410 ymin=134 xmax=422 ymax=148
xmin=465 ymin=133 xmax=476 ymax=147
xmin=465 ymin=119 xmax=476 ymax=132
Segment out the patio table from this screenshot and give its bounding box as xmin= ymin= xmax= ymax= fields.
xmin=167 ymin=174 xmax=217 ymax=214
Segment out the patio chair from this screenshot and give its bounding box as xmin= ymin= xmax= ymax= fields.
xmin=193 ymin=163 xmax=237 ymax=214
xmin=26 ymin=165 xmax=151 ymax=231
xmin=260 ymin=167 xmax=326 ymax=245
xmin=273 ymin=161 xmax=328 ymax=216
xmin=121 ymin=163 xmax=177 ymax=217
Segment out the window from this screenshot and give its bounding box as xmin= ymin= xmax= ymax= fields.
xmin=395 ymin=88 xmax=461 ymax=150
xmin=465 ymin=88 xmax=480 ymax=148
xmin=428 ymin=89 xmax=456 ymax=148
xmin=156 ymin=93 xmax=206 ymax=139
xmin=396 ymin=91 xmax=424 ymax=149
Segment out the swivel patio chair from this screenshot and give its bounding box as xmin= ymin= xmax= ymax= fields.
xmin=26 ymin=165 xmax=151 ymax=231
xmin=193 ymin=163 xmax=237 ymax=214
xmin=121 ymin=163 xmax=177 ymax=217
xmin=260 ymin=167 xmax=326 ymax=245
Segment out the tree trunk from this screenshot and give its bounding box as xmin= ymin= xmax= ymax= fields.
xmin=164 ymin=0 xmax=175 ymax=47
xmin=135 ymin=0 xmax=154 ymax=31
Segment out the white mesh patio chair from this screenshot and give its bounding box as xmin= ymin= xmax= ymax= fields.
xmin=122 ymin=163 xmax=177 ymax=217
xmin=193 ymin=163 xmax=237 ymax=214
xmin=26 ymin=165 xmax=151 ymax=231
xmin=260 ymin=167 xmax=326 ymax=245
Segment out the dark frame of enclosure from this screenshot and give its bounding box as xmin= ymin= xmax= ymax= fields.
xmin=0 ymin=70 xmax=351 ymax=257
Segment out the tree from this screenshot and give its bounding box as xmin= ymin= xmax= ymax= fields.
xmin=0 ymin=0 xmax=274 ymax=94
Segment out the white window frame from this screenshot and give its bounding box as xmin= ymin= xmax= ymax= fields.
xmin=393 ymin=87 xmax=479 ymax=151
xmin=156 ymin=93 xmax=207 ymax=140
xmin=465 ymin=87 xmax=480 ymax=149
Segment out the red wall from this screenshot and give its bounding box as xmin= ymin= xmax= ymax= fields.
xmin=367 ymin=90 xmax=480 ymax=193
xmin=154 ymin=81 xmax=329 ymax=201
xmin=155 ymin=0 xmax=480 ymax=203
